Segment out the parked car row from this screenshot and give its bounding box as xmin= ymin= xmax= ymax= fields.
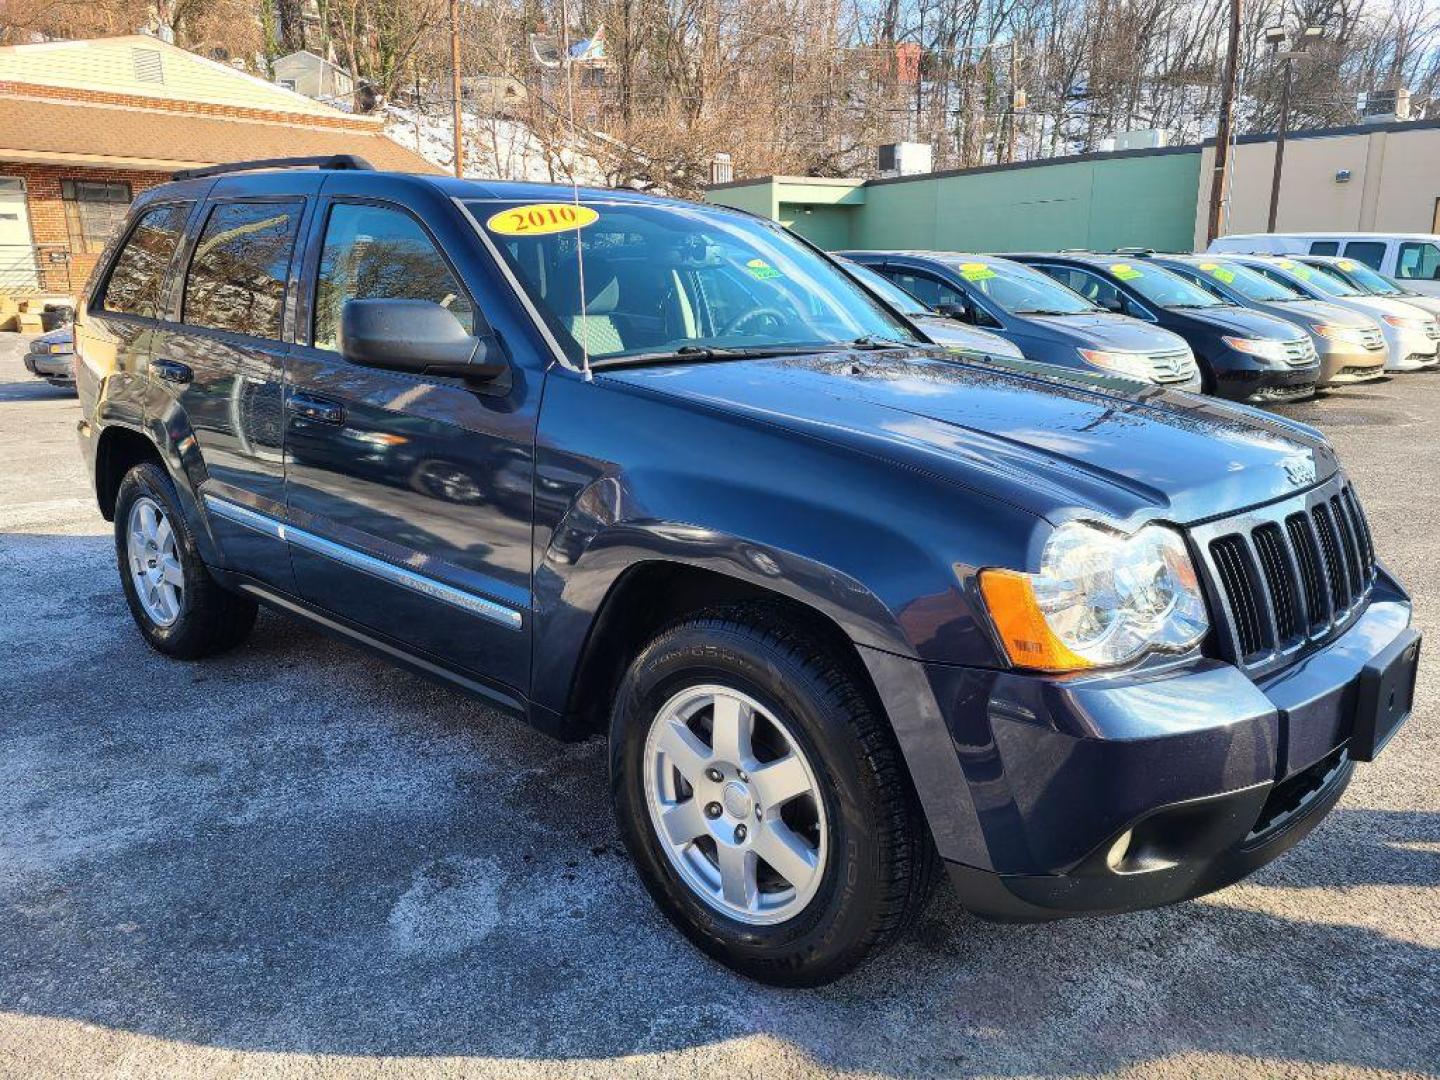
xmin=839 ymin=244 xmax=1440 ymax=405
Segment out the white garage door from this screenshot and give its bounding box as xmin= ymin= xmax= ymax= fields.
xmin=0 ymin=178 xmax=40 ymax=290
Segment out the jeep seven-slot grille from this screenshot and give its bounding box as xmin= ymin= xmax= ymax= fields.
xmin=1205 ymin=481 xmax=1376 ymax=665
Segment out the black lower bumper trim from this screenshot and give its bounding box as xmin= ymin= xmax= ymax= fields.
xmin=947 ymin=753 xmax=1355 ymax=922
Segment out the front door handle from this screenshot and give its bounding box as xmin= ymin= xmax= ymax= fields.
xmin=288 ymin=392 xmax=346 ymax=426
xmin=152 ymin=358 xmax=193 ymax=385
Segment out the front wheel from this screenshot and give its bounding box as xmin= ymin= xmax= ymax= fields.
xmin=610 ymin=609 xmax=936 ymax=986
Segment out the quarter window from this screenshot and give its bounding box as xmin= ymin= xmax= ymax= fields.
xmin=1341 ymin=241 xmax=1387 ymax=271
xmin=183 ymin=201 xmax=303 ymax=339
xmin=1396 ymin=242 xmax=1440 ymax=281
xmin=313 ymin=202 xmax=474 ymax=352
xmin=62 ymin=180 xmax=132 ymax=254
xmin=100 ymin=203 xmax=190 ymax=318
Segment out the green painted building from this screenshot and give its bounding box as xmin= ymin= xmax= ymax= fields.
xmin=705 ymin=146 xmax=1204 ymax=253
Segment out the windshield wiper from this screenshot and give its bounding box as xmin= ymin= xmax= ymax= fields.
xmin=1013 ymin=308 xmax=1086 ymax=316
xmin=847 ymin=335 xmax=914 ymax=350
xmin=588 ymin=343 xmax=824 ymax=370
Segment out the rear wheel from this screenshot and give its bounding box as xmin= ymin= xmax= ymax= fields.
xmin=114 ymin=462 xmax=257 ymax=659
xmin=610 ymin=608 xmax=936 ymax=986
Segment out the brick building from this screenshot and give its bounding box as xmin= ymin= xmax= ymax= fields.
xmin=0 ymin=35 xmax=437 ymax=302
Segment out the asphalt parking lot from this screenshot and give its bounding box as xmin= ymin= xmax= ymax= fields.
xmin=1 ymin=333 xmax=1437 ymax=1080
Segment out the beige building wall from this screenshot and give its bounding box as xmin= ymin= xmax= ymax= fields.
xmin=1194 ymin=123 xmax=1440 ymax=248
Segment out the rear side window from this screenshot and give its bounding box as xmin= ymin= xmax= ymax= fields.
xmin=1341 ymin=241 xmax=1387 ymax=270
xmin=1396 ymin=241 xmax=1440 ymax=281
xmin=312 ymin=202 xmax=473 ymax=352
xmin=100 ymin=203 xmax=191 ymax=319
xmin=183 ymin=201 xmax=303 ymax=339
xmin=1308 ymin=241 xmax=1339 ymax=256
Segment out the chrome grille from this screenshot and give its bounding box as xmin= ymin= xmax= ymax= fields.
xmin=1147 ymin=348 xmax=1198 ymax=383
xmin=1195 ymin=476 xmax=1377 ymax=671
xmin=1359 ymin=325 xmax=1385 ymax=351
xmin=1281 ymin=337 xmax=1318 ymax=367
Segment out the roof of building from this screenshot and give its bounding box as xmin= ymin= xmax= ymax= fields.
xmin=0 ymin=95 xmax=436 ymax=173
xmin=0 ymin=35 xmax=344 ymax=118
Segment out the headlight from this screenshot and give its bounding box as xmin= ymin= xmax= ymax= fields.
xmin=1382 ymin=314 xmax=1432 ymax=332
xmin=1076 ymin=348 xmax=1155 ymax=381
xmin=31 ymin=342 xmax=69 ymax=355
xmin=1313 ymin=323 xmax=1371 ymax=346
xmin=978 ymin=521 xmax=1209 ymax=671
xmin=1222 ymin=335 xmax=1290 ymax=363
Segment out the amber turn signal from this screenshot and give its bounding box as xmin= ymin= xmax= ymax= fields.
xmin=978 ymin=568 xmax=1094 ymax=673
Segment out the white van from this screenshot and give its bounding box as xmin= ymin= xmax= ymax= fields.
xmin=1208 ymin=233 xmax=1440 ymax=297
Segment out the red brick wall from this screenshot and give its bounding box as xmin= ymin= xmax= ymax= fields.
xmin=4 ymin=162 xmax=168 ymax=296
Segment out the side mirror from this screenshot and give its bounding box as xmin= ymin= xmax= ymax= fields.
xmin=936 ymin=299 xmax=978 ymax=324
xmin=1099 ymin=295 xmax=1125 ymax=313
xmin=340 ymin=299 xmax=508 ymax=385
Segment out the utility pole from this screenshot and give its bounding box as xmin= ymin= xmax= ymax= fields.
xmin=449 ymin=0 xmax=463 ymax=179
xmin=1266 ymin=57 xmax=1294 ymax=232
xmin=1266 ymin=23 xmax=1322 ymax=232
xmin=1206 ymin=0 xmax=1241 ymax=244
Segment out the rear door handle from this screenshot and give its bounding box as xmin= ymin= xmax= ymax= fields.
xmin=288 ymin=392 xmax=346 ymax=426
xmin=152 ymin=358 xmax=193 ymax=385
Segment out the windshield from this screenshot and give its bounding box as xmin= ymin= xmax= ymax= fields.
xmin=1329 ymin=259 xmax=1406 ymax=296
xmin=1273 ymin=258 xmax=1361 ymax=297
xmin=841 ymin=259 xmax=930 ymax=315
xmin=1106 ymin=261 xmax=1226 ymax=308
xmin=944 ymin=258 xmax=1097 ymax=315
xmin=468 ymin=199 xmax=918 ymax=365
xmin=1192 ymin=259 xmax=1302 ymax=302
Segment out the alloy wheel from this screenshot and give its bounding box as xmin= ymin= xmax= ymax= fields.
xmin=643 ymin=684 xmax=828 ymax=925
xmin=126 ymin=495 xmax=184 ymax=627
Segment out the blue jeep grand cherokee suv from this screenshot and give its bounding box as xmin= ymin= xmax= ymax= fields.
xmin=75 ymin=158 xmax=1419 ymax=986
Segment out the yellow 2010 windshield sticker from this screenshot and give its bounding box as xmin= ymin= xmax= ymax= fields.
xmin=1276 ymin=258 xmax=1312 ymax=279
xmin=1111 ymin=263 xmax=1142 ymax=281
xmin=486 ymin=203 xmax=599 ymax=236
xmin=1339 ymin=259 xmax=1357 ymax=271
xmin=1199 ymin=261 xmax=1235 ymax=283
xmin=959 ymin=262 xmax=995 ymax=281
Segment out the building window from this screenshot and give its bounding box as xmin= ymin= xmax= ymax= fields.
xmin=62 ymin=180 xmax=133 ymax=255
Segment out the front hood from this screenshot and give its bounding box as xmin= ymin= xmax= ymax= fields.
xmin=1391 ymin=293 xmax=1440 ymax=318
xmin=605 ymin=349 xmax=1337 ymax=527
xmin=1270 ymin=299 xmax=1373 ymax=327
xmin=915 ymin=316 xmax=1023 ymax=358
xmin=1023 ymin=312 xmax=1185 ymax=352
xmin=1172 ymin=305 xmax=1303 ymax=339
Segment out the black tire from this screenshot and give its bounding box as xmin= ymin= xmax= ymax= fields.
xmin=114 ymin=461 xmax=257 ymax=659
xmin=610 ymin=606 xmax=937 ymax=986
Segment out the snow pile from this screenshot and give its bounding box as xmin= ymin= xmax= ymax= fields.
xmin=384 ymin=102 xmax=609 ymax=185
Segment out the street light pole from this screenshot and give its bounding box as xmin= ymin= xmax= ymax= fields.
xmin=1266 ymin=55 xmax=1294 ymax=232
xmin=450 ymin=0 xmax=464 ymax=179
xmin=1206 ymin=0 xmax=1241 ymax=244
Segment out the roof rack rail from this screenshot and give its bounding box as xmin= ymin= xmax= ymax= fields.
xmin=171 ymin=155 xmax=376 ymax=182
xmin=1112 ymin=246 xmax=1156 ymax=255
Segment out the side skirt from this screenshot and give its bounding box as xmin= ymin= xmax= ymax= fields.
xmin=224 ymin=573 xmax=579 ymax=741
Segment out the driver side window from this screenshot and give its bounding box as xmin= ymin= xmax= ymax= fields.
xmin=883 ymin=268 xmax=966 ymax=310
xmin=1043 ymin=266 xmax=1123 ymax=310
xmin=312 ymin=202 xmax=474 ymax=353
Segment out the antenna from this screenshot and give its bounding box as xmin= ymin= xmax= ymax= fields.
xmin=559 ymin=0 xmax=592 ymax=382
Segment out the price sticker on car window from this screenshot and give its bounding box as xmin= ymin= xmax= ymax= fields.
xmin=1199 ymin=261 xmax=1236 ymax=284
xmin=486 ymin=203 xmax=599 ymax=236
xmin=745 ymin=258 xmax=782 ymax=280
xmin=959 ymin=262 xmax=995 ymax=281
xmin=1276 ymin=258 xmax=1312 ymax=279
xmin=1339 ymin=259 xmax=1357 ymax=271
xmin=1111 ymin=263 xmax=1142 ymax=281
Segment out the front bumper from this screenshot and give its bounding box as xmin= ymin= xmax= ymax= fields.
xmin=1385 ymin=330 xmax=1439 ymax=372
xmin=1316 ymin=346 xmax=1387 ymax=386
xmin=23 ymin=349 xmax=75 ymax=382
xmin=1213 ymin=358 xmax=1319 ymax=403
xmin=860 ymin=573 xmax=1415 ymax=921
